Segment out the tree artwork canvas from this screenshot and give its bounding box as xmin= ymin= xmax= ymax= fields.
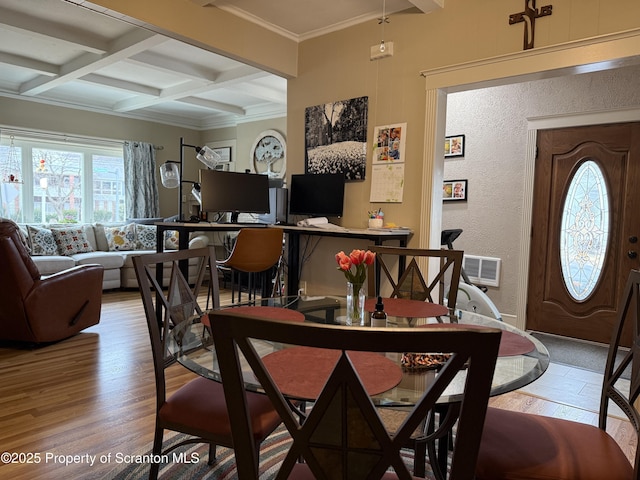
xmin=304 ymin=96 xmax=368 ymax=181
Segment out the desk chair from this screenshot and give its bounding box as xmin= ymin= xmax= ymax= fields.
xmin=210 ymin=310 xmax=501 ymax=479
xmin=215 ymin=227 xmax=284 ymax=304
xmin=367 ymin=246 xmax=464 ymax=315
xmin=475 ymin=269 xmax=640 ymax=480
xmin=133 ymin=247 xmax=283 ymax=480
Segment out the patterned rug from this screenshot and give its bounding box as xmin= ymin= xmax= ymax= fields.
xmin=106 ymin=425 xmax=436 ymax=479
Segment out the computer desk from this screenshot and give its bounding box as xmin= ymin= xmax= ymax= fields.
xmin=278 ymin=225 xmax=412 ymax=296
xmin=155 ymin=221 xmax=413 ymax=295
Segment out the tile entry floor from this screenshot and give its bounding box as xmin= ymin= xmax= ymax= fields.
xmin=517 ymin=361 xmax=629 ymax=419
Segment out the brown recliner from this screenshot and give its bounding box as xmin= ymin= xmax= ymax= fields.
xmin=0 ymin=219 xmax=104 ymax=344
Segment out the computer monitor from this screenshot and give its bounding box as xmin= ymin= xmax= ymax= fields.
xmin=199 ymin=169 xmax=269 ymax=223
xmin=288 ymin=173 xmax=345 ymax=218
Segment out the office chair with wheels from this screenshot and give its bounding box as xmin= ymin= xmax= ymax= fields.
xmin=133 ymin=247 xmax=283 ymax=480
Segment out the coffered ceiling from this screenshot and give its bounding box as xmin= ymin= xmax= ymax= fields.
xmin=0 ymin=0 xmax=441 ymax=130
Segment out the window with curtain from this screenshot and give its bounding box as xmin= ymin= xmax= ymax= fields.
xmin=0 ymin=134 xmax=125 ymax=224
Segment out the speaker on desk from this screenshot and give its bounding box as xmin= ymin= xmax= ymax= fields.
xmin=257 ymin=187 xmax=288 ymax=225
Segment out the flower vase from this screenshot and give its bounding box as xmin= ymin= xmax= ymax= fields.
xmin=346 ymin=281 xmax=367 ymax=326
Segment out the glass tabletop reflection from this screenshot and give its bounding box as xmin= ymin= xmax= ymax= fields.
xmin=169 ymin=295 xmax=549 ymax=406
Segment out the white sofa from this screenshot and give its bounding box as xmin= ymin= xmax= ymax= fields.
xmin=18 ymin=222 xmax=210 ymax=290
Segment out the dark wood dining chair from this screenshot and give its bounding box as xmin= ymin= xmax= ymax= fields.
xmin=366 ymin=246 xmax=464 ymax=315
xmin=475 ymin=268 xmax=640 ymax=480
xmin=133 ymin=247 xmax=283 ymax=480
xmin=210 ymin=309 xmax=501 ymax=479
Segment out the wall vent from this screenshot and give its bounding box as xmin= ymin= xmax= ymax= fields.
xmin=463 ymin=255 xmax=501 ymax=287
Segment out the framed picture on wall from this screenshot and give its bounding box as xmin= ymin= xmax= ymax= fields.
xmin=443 ymin=179 xmax=467 ymax=201
xmin=445 ymin=134 xmax=465 ymax=157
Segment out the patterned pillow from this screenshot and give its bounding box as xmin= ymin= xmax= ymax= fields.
xmin=27 ymin=225 xmax=57 ymax=256
xmin=18 ymin=225 xmax=31 ymax=254
xmin=135 ymin=224 xmax=157 ymax=250
xmin=164 ymin=230 xmax=179 ymax=250
xmin=50 ymin=227 xmax=94 ymax=256
xmin=104 ymin=224 xmax=136 ymax=251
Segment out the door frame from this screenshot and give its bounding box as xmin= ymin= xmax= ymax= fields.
xmin=420 ymin=28 xmax=640 ymax=330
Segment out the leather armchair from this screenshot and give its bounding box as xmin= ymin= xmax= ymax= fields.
xmin=0 ymin=219 xmax=103 ymax=343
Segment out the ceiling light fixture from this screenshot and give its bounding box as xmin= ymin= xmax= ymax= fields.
xmin=379 ymin=0 xmax=389 ymax=53
xmin=371 ymin=0 xmax=393 ymax=61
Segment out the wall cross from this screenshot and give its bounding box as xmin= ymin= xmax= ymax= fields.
xmin=509 ymin=0 xmax=553 ymax=50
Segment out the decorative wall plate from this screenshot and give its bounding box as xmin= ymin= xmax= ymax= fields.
xmin=251 ymin=130 xmax=286 ymax=178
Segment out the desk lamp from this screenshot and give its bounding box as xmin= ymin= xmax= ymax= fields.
xmin=159 ymin=137 xmax=220 ymax=221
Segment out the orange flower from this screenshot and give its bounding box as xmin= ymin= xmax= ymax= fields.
xmin=336 ymin=249 xmax=375 ymax=285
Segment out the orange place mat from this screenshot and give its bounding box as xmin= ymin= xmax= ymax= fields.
xmin=225 ymin=306 xmax=305 ymax=323
xmin=364 ymin=297 xmax=448 ymax=318
xmin=262 ymin=346 xmax=402 ymax=400
xmin=417 ymin=323 xmax=535 ymax=357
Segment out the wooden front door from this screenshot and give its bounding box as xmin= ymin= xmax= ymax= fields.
xmin=527 ymin=122 xmax=640 ymax=345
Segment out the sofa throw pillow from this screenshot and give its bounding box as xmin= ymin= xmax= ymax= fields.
xmin=135 ymin=224 xmax=157 ymax=250
xmin=105 ymin=224 xmax=136 ymax=251
xmin=27 ymin=225 xmax=57 ymax=256
xmin=164 ymin=230 xmax=179 ymax=250
xmin=50 ymin=227 xmax=94 ymax=256
xmin=18 ymin=225 xmax=31 ymax=254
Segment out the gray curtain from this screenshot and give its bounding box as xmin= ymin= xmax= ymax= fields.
xmin=123 ymin=141 xmax=159 ymax=219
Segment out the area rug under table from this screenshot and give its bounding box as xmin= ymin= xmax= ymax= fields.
xmin=106 ymin=425 xmax=436 ymax=480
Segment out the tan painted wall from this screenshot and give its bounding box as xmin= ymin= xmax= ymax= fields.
xmin=26 ymin=1 xmax=640 ymax=299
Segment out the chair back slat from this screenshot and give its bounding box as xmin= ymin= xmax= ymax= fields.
xmin=133 ymin=247 xmax=217 ymax=396
xmin=601 ymin=269 xmax=640 ymax=477
xmin=367 ymin=246 xmax=464 ymax=311
xmin=211 ymin=310 xmax=501 ymax=479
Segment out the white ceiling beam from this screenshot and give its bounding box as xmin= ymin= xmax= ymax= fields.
xmin=0 ymin=6 xmax=107 ymax=54
xmin=178 ymin=96 xmax=246 ymax=115
xmin=126 ymin=51 xmax=218 ymax=82
xmin=213 ymin=65 xmax=271 ymax=85
xmin=80 ymin=73 xmax=162 ymax=96
xmin=113 ymin=80 xmax=214 ymax=112
xmin=225 ymin=83 xmax=286 ymax=104
xmin=113 ymin=64 xmax=272 ymax=113
xmin=19 ymin=31 xmax=168 ymax=96
xmin=407 ymin=0 xmax=444 ymax=13
xmin=0 ymin=52 xmax=58 ymax=76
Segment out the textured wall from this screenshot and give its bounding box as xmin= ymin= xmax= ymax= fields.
xmin=444 ymin=64 xmax=640 ymax=315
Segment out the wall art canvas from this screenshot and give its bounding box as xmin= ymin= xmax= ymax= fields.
xmin=304 ymin=96 xmax=368 ymax=180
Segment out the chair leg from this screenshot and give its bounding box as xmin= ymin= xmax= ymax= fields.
xmin=207 ymin=443 xmax=217 ymax=465
xmin=414 ymin=438 xmax=427 ymax=478
xmin=149 ymin=427 xmax=164 ymax=480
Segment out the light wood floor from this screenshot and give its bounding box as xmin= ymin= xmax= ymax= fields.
xmin=0 ymin=290 xmax=636 ymax=479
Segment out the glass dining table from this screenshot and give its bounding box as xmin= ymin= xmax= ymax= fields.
xmin=169 ymin=295 xmax=550 ymax=407
xmin=168 ymin=295 xmax=549 ymax=480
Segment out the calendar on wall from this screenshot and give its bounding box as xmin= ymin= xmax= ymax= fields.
xmin=369 ymin=163 xmax=404 ymax=203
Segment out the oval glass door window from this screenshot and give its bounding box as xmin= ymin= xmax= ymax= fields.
xmin=560 ymin=160 xmax=610 ymax=301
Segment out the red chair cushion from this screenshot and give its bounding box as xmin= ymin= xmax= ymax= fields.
xmin=476 ymin=407 xmax=633 ymax=480
xmin=160 ymin=377 xmax=282 ymax=442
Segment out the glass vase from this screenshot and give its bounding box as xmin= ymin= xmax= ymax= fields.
xmin=346 ymin=281 xmax=367 ymax=326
